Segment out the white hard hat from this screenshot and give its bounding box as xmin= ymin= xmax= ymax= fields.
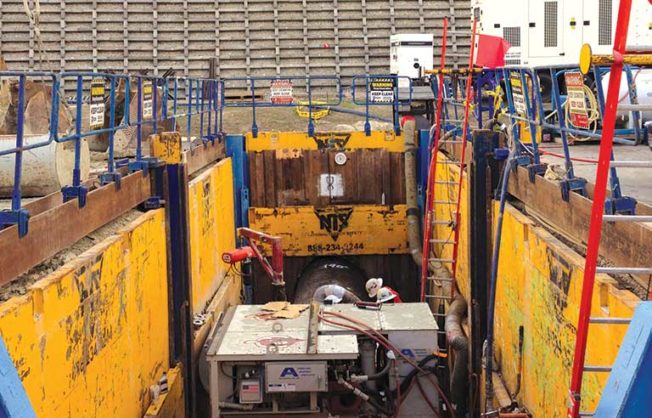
xmin=365 ymin=278 xmax=383 ymax=298
xmin=324 ymin=294 xmax=343 ymax=304
xmin=376 ymin=287 xmax=396 ymax=303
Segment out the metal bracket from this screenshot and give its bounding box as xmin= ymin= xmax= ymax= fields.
xmin=128 ymin=157 xmax=163 ymax=176
xmin=513 ymin=155 xmax=531 ymax=168
xmin=527 ymin=163 xmax=547 ymax=183
xmin=0 ymin=208 xmax=30 ymax=238
xmin=61 ymin=185 xmax=89 ymax=208
xmin=605 ymin=196 xmax=637 ymax=215
xmin=560 ymin=177 xmax=588 ymax=202
xmin=99 ymin=172 xmax=123 ymax=190
xmin=144 ymin=196 xmax=165 ymax=209
xmin=493 ymin=147 xmax=510 ymax=161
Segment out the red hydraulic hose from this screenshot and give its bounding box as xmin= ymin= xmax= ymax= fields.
xmin=539 ymin=149 xmax=599 ymax=164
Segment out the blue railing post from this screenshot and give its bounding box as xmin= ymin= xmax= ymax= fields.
xmin=251 ymin=79 xmax=258 ymax=138
xmin=307 ymin=77 xmax=315 ymax=137
xmin=364 ymin=76 xmax=371 ymax=136
xmin=100 ymin=76 xmax=123 ymax=189
xmin=0 ymin=75 xmax=30 ymax=237
xmin=199 ymin=79 xmax=206 ymax=142
xmin=186 ymin=79 xmax=193 ymax=141
xmin=61 ymin=75 xmax=88 ymax=207
xmin=219 ymin=80 xmax=225 ymax=138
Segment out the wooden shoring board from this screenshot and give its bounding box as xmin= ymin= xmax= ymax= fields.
xmin=184 ymin=141 xmax=225 ymax=177
xmin=507 ymin=165 xmax=652 ymax=292
xmin=0 ymin=171 xmax=151 ymax=285
xmin=20 ymin=167 xmax=130 ymax=218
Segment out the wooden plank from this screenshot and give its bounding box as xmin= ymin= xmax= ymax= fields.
xmin=279 ymin=150 xmax=308 ymax=205
xmin=303 ymin=151 xmax=320 ymax=206
xmin=0 ymin=171 xmax=151 ymax=285
xmin=357 ymin=150 xmax=381 ymax=204
xmin=249 ymin=152 xmax=266 ymax=207
xmin=391 ymin=152 xmax=406 ymax=205
xmin=329 ymin=149 xmax=357 ymax=205
xmin=263 ymin=150 xmax=277 ymax=207
xmin=20 ymin=168 xmax=130 ymax=218
xmin=183 ymin=140 xmax=225 ymax=176
xmin=380 ymin=149 xmax=392 ymax=204
xmin=507 ymin=164 xmax=652 ymax=292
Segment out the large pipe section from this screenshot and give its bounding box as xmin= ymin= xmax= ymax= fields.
xmin=0 ymin=134 xmax=90 ymax=197
xmin=446 ymin=294 xmax=469 ymax=410
xmin=403 ymin=118 xmax=423 ymax=266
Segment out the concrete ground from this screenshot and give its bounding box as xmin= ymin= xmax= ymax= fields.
xmin=540 ymin=142 xmax=652 ymax=205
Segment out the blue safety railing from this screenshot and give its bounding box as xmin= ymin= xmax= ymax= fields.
xmin=429 ymin=70 xmax=498 ymax=139
xmin=0 ymin=71 xmax=222 ymax=237
xmin=351 ymin=74 xmax=413 ymax=135
xmin=220 ymin=75 xmax=343 ymax=137
xmin=220 ymin=74 xmax=412 ymax=137
xmin=499 ymin=65 xmax=645 ymax=213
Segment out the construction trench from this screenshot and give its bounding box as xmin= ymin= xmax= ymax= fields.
xmin=0 ymin=1 xmax=652 ymax=418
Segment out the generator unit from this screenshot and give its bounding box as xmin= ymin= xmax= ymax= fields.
xmin=205 ymin=303 xmax=440 ymax=417
xmin=390 ymin=34 xmax=435 ymax=87
xmin=472 ymin=0 xmax=652 ymax=67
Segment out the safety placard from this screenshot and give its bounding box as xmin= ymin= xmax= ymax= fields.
xmin=369 ymin=77 xmax=395 ymax=103
xmin=89 ymin=78 xmax=105 ymax=130
xmin=142 ymin=80 xmax=153 ymax=120
xmin=509 ymin=73 xmax=527 ymax=116
xmin=270 ymin=79 xmax=294 ymax=104
xmin=564 ymin=72 xmax=589 ymax=129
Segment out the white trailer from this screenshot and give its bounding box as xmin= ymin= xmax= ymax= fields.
xmin=472 ymin=0 xmax=652 ymax=67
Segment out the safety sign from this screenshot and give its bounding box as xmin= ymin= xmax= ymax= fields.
xmin=564 ymin=72 xmax=590 ymax=129
xmin=270 ymin=79 xmax=294 ymax=104
xmin=369 ymin=77 xmax=395 ymax=103
xmin=89 ymin=78 xmax=105 ymax=130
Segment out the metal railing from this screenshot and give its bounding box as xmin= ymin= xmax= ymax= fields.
xmin=0 ymin=71 xmax=221 ymax=236
xmin=499 ymin=64 xmax=648 ymax=210
xmin=220 ymin=74 xmax=413 ymax=137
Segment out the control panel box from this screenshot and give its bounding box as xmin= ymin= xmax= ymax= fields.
xmin=265 ymin=361 xmax=327 ymax=392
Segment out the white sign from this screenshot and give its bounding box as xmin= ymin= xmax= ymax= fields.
xmin=142 ymin=80 xmax=153 ymax=120
xmin=510 ymin=73 xmax=527 ymax=116
xmin=369 ymin=78 xmax=395 ymax=103
xmin=89 ymin=78 xmax=105 ymax=130
xmin=319 ymin=173 xmax=344 ymax=197
xmin=564 ymin=72 xmax=589 ymax=129
xmin=270 ymin=79 xmax=294 ymax=104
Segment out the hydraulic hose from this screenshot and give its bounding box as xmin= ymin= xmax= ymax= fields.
xmin=485 ymin=146 xmax=517 ymax=416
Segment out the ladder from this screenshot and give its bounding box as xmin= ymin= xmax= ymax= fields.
xmin=420 ymin=18 xmax=477 ymax=304
xmin=567 ymin=1 xmax=652 ymax=416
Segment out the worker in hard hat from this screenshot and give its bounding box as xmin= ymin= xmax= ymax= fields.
xmin=365 ymin=278 xmax=402 ymax=303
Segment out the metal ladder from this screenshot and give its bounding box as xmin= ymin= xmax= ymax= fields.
xmin=420 ymin=18 xmax=477 ymax=305
xmin=567 ymin=1 xmax=652 ymax=416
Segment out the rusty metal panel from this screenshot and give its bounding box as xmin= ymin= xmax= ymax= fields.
xmin=248 ymin=204 xmax=409 ymax=256
xmin=245 ymin=131 xmax=406 ymax=152
xmin=0 ymin=210 xmax=170 ymax=418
